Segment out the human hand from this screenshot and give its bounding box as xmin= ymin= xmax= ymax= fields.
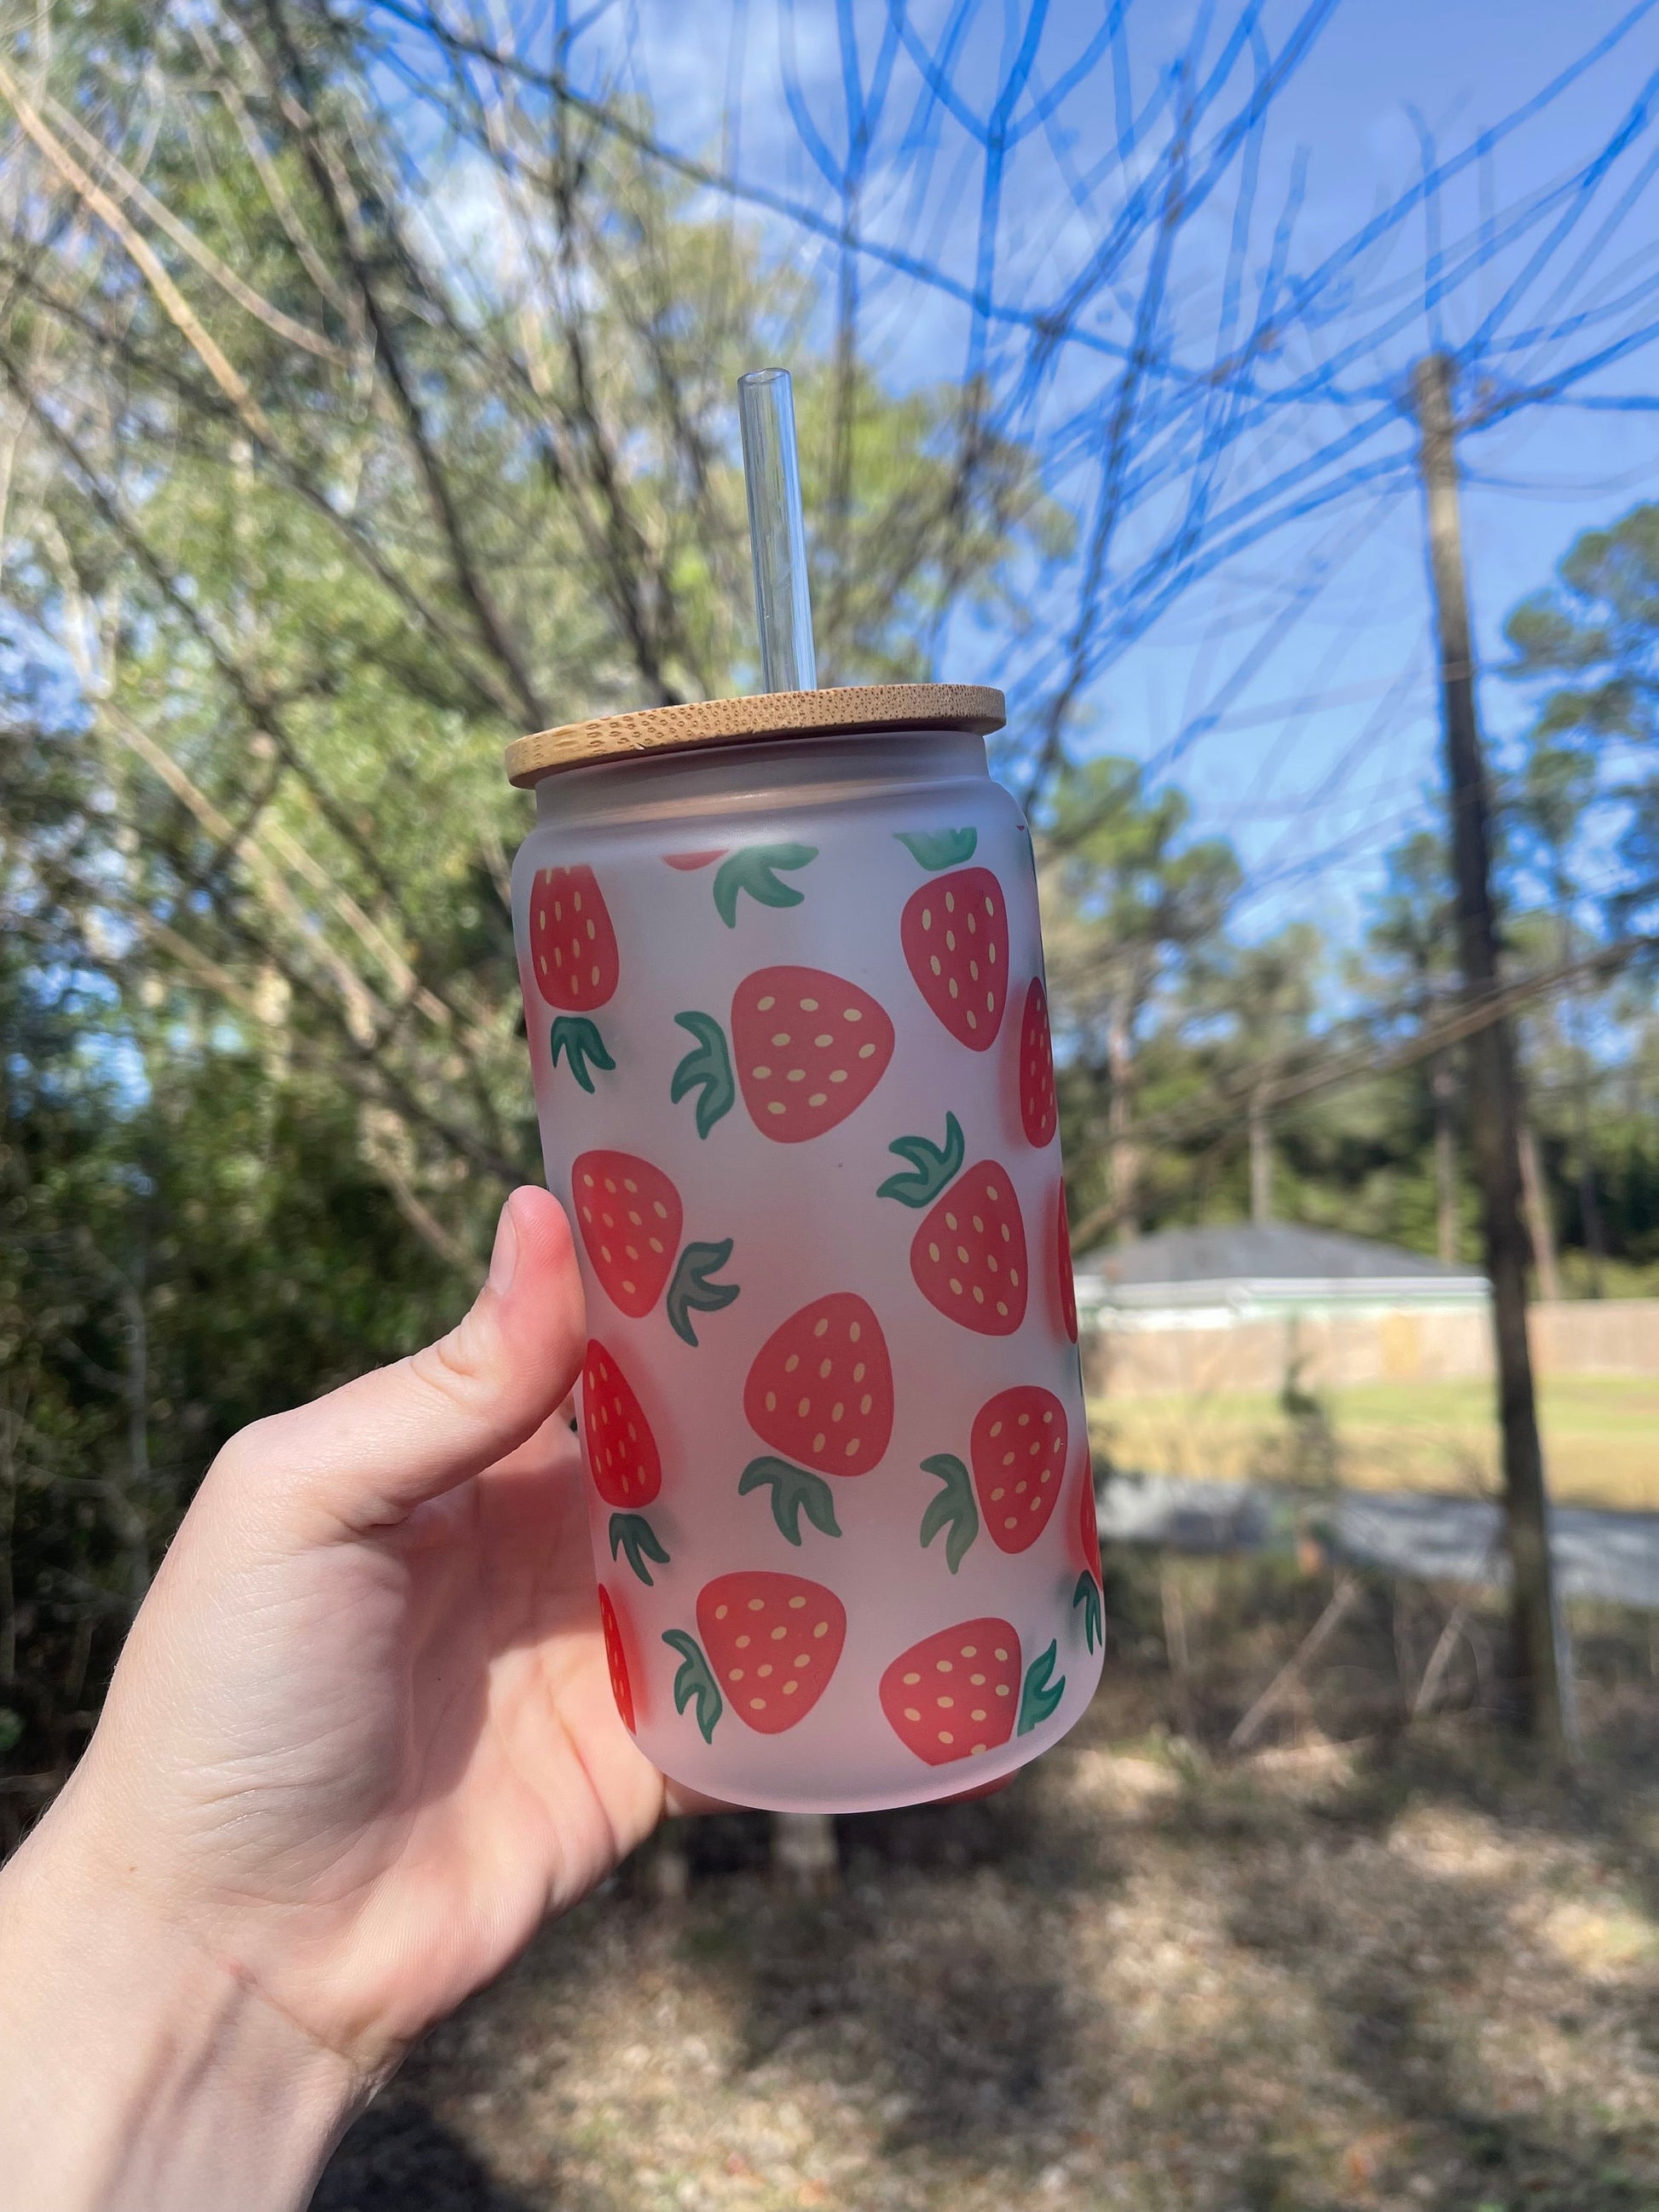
xmin=0 ymin=1187 xmax=682 ymax=2209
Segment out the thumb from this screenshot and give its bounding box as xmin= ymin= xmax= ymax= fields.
xmin=226 ymin=1186 xmax=587 ymax=1536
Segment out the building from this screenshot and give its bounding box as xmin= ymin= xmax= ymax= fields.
xmin=1074 ymin=1222 xmax=1492 ymax=1395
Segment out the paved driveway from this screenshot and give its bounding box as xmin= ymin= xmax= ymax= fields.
xmin=1097 ymin=1471 xmax=1659 ymax=1609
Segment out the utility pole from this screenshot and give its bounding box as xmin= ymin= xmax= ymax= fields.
xmin=1411 ymin=353 xmax=1565 ymax=1747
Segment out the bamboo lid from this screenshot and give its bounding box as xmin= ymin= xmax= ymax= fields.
xmin=505 ymin=682 xmax=1006 ymax=788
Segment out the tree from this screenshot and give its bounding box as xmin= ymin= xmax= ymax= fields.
xmin=0 ymin=3 xmax=1049 ymax=1269
xmin=1038 ymin=757 xmax=1239 ymax=1240
xmin=1189 ymin=924 xmax=1323 ymax=1226
xmin=1413 ymin=352 xmax=1562 ymax=1747
xmin=1505 ymin=505 xmax=1659 ymax=920
xmin=1365 ymin=829 xmax=1463 ymax=1264
xmin=1509 ymin=739 xmax=1607 ymax=1295
xmin=0 ymin=3 xmax=1049 ymax=1800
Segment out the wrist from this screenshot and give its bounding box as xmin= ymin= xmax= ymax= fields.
xmin=0 ymin=1809 xmax=364 ymax=2212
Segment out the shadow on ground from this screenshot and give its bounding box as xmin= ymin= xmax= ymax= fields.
xmin=309 ymin=1562 xmax=1658 ymax=2210
xmin=315 ymin=2095 xmax=540 ymax=2212
xmin=676 ymin=1769 xmax=1126 ymax=2162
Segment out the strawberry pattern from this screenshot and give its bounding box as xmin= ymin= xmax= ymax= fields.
xmin=572 ymin=1149 xmax=738 ymax=1344
xmin=598 ymin=1585 xmax=639 ymax=1732
xmin=514 ymin=765 xmax=1099 ymax=1811
xmin=529 ymin=863 xmax=620 ymax=1093
xmin=672 ymin=965 xmax=895 ymax=1145
xmin=901 ymin=866 xmax=1009 ymax=1049
xmin=1071 ymin=1449 xmax=1104 ymax=1656
xmin=1018 ymin=979 xmax=1058 ymax=1146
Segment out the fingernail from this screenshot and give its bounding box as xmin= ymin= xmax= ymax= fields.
xmin=487 ymin=1198 xmax=520 ymax=1297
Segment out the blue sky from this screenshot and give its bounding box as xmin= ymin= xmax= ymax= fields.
xmin=524 ymin=0 xmax=1659 ymax=944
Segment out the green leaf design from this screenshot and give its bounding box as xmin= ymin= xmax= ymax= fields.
xmin=670 ymin=1012 xmax=736 ymax=1136
xmin=876 ymin=1112 xmax=966 ymax=1207
xmin=919 ymin=1453 xmax=979 ymax=1573
xmin=549 ymin=1015 xmax=616 ymax=1093
xmin=737 ymin=1456 xmax=842 ymax=1545
xmin=896 ymin=827 xmax=978 ymax=869
xmin=662 ymin=1630 xmax=724 ymax=1743
xmin=1016 ymin=1640 xmax=1066 ymax=1736
xmin=1072 ymin=1572 xmax=1103 ymax=1655
xmin=713 ymin=842 xmax=818 ymax=927
xmin=665 ymin=1239 xmax=740 ymax=1346
xmin=609 ymin=1511 xmax=670 ymax=1587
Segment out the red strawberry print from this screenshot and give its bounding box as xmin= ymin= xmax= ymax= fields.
xmin=901 ymin=867 xmax=1009 ymax=1050
xmin=529 ymin=863 xmax=617 ymax=1010
xmin=529 ymin=864 xmax=619 ymax=1092
xmin=572 ymin=1152 xmax=682 ymax=1318
xmin=1019 ymin=978 xmax=1058 ymax=1146
xmin=583 ymin=1340 xmax=672 ymax=1588
xmin=673 ymin=968 xmax=894 ymax=1144
xmin=880 ymin=1619 xmax=1021 ymax=1765
xmin=1055 ymin=1180 xmax=1078 ymax=1344
xmin=971 ymin=1385 xmax=1068 ymax=1553
xmin=697 ymin=1572 xmax=846 ymax=1733
xmin=878 ymin=1117 xmax=1029 ymax=1337
xmin=912 ymin=1162 xmax=1028 ymax=1337
xmin=732 ymin=967 xmax=894 ymax=1141
xmin=582 ymin=1340 xmax=662 ymax=1508
xmin=741 ymin=1295 xmax=894 ymax=1542
xmin=598 ymin=1585 xmax=637 ymax=1732
xmin=663 ymin=849 xmax=726 ymax=870
xmin=745 ymin=1295 xmax=893 ymax=1475
xmin=571 ymin=1152 xmax=738 ymax=1343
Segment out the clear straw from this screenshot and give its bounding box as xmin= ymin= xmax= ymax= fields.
xmin=737 ymin=368 xmax=817 ymax=693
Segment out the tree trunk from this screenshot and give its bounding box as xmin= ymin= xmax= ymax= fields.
xmin=1517 ymin=1115 xmax=1560 ymax=1303
xmin=1412 ymin=351 xmax=1564 ymax=1748
xmin=1249 ymin=1084 xmax=1273 ymax=1225
xmin=771 ymin=1811 xmax=839 ymax=1896
xmin=1106 ymin=1001 xmax=1139 ymax=1239
xmin=1431 ymin=1053 xmax=1458 ymax=1264
xmin=1577 ymin=1118 xmax=1607 ymax=1298
xmin=1558 ymin=909 xmax=1607 ymax=1297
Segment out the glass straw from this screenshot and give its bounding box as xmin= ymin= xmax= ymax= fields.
xmin=737 ymin=368 xmax=817 ymax=693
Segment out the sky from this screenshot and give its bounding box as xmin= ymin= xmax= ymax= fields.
xmin=465 ymin=0 xmax=1659 ymax=946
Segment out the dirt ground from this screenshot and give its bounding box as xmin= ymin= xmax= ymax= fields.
xmin=315 ymin=1559 xmax=1659 ymax=2212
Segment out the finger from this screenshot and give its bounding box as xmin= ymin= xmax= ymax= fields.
xmin=662 ymin=1780 xmax=743 ymax=1818
xmin=223 ymin=1187 xmax=587 ymax=1534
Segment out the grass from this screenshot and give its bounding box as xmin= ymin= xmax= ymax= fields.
xmin=1090 ymin=1373 xmax=1659 ymax=1510
xmin=314 ymin=1556 xmax=1659 ymax=2212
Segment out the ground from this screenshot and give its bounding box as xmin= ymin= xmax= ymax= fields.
xmin=315 ymin=1560 xmax=1659 ymax=2212
xmin=1090 ymin=1376 xmax=1659 ymax=1510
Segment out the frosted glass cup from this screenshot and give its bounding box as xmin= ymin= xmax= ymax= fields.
xmin=506 ymin=684 xmax=1102 ymax=1814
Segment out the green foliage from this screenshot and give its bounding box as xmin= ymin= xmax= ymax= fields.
xmin=7 ymin=15 xmax=1659 ymax=1819
xmin=1504 ymin=502 xmax=1659 ymax=921
xmin=0 ymin=6 xmax=1049 ymax=1801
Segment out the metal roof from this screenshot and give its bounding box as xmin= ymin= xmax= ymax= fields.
xmin=1075 ymin=1221 xmax=1490 ymax=1304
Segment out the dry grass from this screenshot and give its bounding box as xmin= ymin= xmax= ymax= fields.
xmin=1090 ymin=1376 xmax=1659 ymax=1510
xmin=316 ymin=1561 xmax=1659 ymax=2212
